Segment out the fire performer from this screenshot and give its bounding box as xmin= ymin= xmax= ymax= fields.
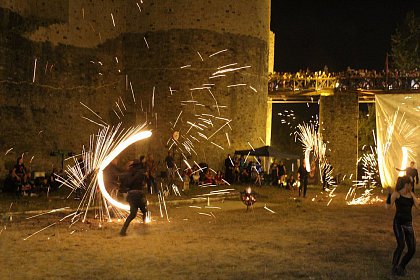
xmin=386 ymin=176 xmax=419 ymax=276
xmin=119 ymin=161 xmax=148 ymax=236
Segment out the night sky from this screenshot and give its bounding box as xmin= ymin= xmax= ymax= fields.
xmin=270 ymin=0 xmax=419 ymax=72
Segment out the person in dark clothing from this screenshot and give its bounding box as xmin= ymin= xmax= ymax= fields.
xmin=286 ymin=174 xmax=296 ymax=191
xmin=386 ymin=176 xmax=419 ymax=276
xmin=119 ymin=162 xmax=148 ymax=236
xmin=406 ymin=161 xmax=419 ymax=193
xmin=297 ymin=161 xmax=309 ymax=197
xmin=11 ymin=157 xmax=29 ymax=196
xmin=224 ymin=154 xmax=234 ymax=183
xmin=165 ymin=151 xmax=175 ymax=182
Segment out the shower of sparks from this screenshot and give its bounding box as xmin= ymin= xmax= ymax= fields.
xmin=347 ymin=189 xmax=384 ymax=205
xmin=209 ymin=49 xmax=228 ymax=57
xmin=297 ymin=122 xmax=336 ymax=189
xmin=57 ymin=123 xmax=151 ymax=223
xmin=32 ymin=58 xmax=37 ymax=83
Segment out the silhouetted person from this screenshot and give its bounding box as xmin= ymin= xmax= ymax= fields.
xmin=298 ymin=161 xmax=309 ymax=197
xmin=120 ymin=162 xmax=148 ymax=236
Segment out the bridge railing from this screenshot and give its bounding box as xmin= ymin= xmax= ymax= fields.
xmin=269 ymin=75 xmax=420 ymax=93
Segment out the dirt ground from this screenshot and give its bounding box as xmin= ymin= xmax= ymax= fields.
xmin=0 ymin=185 xmax=419 ymax=280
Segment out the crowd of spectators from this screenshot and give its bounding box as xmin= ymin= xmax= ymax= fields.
xmin=269 ymin=67 xmax=420 ymax=92
xmin=2 ymin=156 xmax=60 ymax=197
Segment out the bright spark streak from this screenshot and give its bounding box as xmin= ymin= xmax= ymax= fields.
xmin=217 ymin=63 xmax=238 ymax=69
xmin=209 ymin=75 xmax=226 ymax=79
xmin=197 ymin=51 xmax=204 ymax=61
xmin=207 ymin=120 xmax=231 ymax=139
xmin=81 ymin=116 xmax=106 ymax=127
xmin=225 ymin=133 xmax=231 ymax=146
xmin=222 ymin=179 xmax=231 ymax=185
xmin=26 ymin=207 xmax=70 ymax=220
xmin=248 ymin=142 xmax=255 ymax=151
xmin=173 ymin=111 xmax=183 ymax=128
xmin=327 ymin=198 xmax=333 ymax=206
xmin=212 ymin=66 xmax=251 ymax=76
xmin=24 ymin=222 xmax=57 ymax=240
xmin=119 ymin=97 xmax=127 ymax=111
xmin=189 ymin=205 xmax=202 ymax=209
xmin=209 ymin=49 xmax=228 ymax=57
xmin=136 ymin=2 xmax=142 ymax=12
xmin=227 ymin=83 xmax=247 ymax=88
xmin=399 ymin=147 xmax=408 ymax=177
xmin=110 ymin=13 xmax=116 ymax=27
xmin=143 ymin=37 xmax=149 ymax=49
xmin=5 ymin=148 xmax=13 ymax=155
xmin=152 ymin=86 xmax=155 ymax=109
xmin=249 ymin=86 xmax=257 ymax=92
xmin=211 ymin=142 xmax=224 ymax=150
xmin=190 ymin=87 xmax=211 ymax=91
xmin=80 ymin=102 xmax=105 ymax=121
xmin=129 ymin=82 xmax=136 ymax=103
xmin=180 ymin=65 xmax=191 ymax=69
xmin=198 ymin=212 xmax=212 ymax=217
xmin=32 ymin=58 xmax=37 ymax=83
xmin=264 ymin=204 xmax=276 ymax=214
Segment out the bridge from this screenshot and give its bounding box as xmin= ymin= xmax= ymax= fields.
xmin=268 ymin=73 xmax=420 ymax=103
xmin=265 ymin=71 xmax=420 ymax=179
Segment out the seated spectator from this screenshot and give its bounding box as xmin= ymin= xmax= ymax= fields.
xmin=11 ymin=156 xmax=32 ymax=196
xmin=191 ymin=166 xmax=200 ymax=185
xmin=215 ymin=171 xmax=225 ymax=185
xmin=286 ymin=174 xmax=297 ymax=191
xmin=204 ymin=170 xmax=214 ymax=185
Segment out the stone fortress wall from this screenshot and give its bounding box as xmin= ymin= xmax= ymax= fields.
xmin=0 ymin=0 xmax=271 ymax=176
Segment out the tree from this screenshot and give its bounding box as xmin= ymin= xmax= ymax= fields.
xmin=390 ymin=12 xmax=420 ymax=71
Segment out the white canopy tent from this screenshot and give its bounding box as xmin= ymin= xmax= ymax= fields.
xmin=375 ymin=94 xmax=420 ymax=188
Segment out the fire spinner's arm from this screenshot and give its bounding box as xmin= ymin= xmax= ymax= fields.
xmin=385 ymin=187 xmax=399 ymax=209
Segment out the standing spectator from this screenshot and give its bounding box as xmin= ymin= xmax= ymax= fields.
xmin=165 ymin=151 xmax=175 ymax=183
xmin=146 ymin=154 xmax=158 ymax=194
xmin=11 ymin=156 xmax=30 ymax=196
xmin=406 ymin=161 xmax=419 ymax=193
xmin=270 ymin=161 xmax=279 ymax=186
xmin=278 ymin=160 xmax=287 ymax=187
xmin=298 ymin=161 xmax=309 ymax=197
xmin=224 ymin=154 xmax=234 ymax=183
